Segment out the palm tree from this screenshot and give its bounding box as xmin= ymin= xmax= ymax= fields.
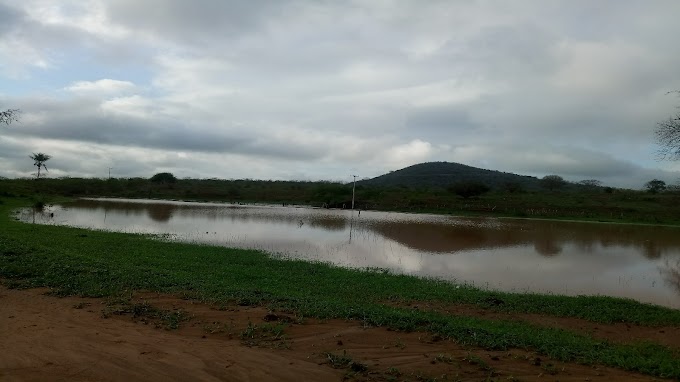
xmin=30 ymin=152 xmax=51 ymax=179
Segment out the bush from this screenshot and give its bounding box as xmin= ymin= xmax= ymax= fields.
xmin=540 ymin=175 xmax=567 ymax=191
xmin=448 ymin=181 xmax=490 ymax=199
xmin=150 ymin=172 xmax=177 ymax=184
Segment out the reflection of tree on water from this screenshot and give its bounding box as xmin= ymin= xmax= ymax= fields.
xmin=659 ymin=256 xmax=680 ymax=296
xmin=146 ymin=205 xmax=174 ymax=222
xmin=643 ymin=241 xmax=663 ymax=259
xmin=71 ymin=199 xmax=350 ymax=229
xmin=307 ymin=216 xmax=346 ymax=231
xmin=532 ymin=224 xmax=562 ymax=256
xmin=63 ymin=199 xmax=680 ymax=260
xmin=533 ymin=237 xmax=562 ymax=256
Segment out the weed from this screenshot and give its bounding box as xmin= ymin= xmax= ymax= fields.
xmin=72 ymin=302 xmax=91 ymax=309
xmin=325 ymin=350 xmax=368 ymax=372
xmin=156 ymin=309 xmax=191 ymax=330
xmin=434 ymin=353 xmax=456 ymax=365
xmin=100 ymin=300 xmax=191 ymax=330
xmin=240 ymin=321 xmax=257 ymax=340
xmin=463 ymin=353 xmax=496 ymax=374
xmin=542 ymin=362 xmax=559 ymax=375
xmin=203 ymin=321 xmax=234 ymax=335
xmin=240 ymin=321 xmax=289 ymax=348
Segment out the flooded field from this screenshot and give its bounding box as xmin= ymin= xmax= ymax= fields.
xmin=19 ymin=198 xmax=680 ymax=308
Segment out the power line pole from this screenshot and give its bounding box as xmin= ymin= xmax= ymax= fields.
xmin=108 ymin=167 xmax=113 ymax=180
xmin=351 ymin=175 xmax=358 ymax=210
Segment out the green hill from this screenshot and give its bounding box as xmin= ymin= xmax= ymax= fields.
xmin=358 ymin=162 xmax=542 ymax=190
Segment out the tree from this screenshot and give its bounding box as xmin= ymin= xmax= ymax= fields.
xmin=30 ymin=152 xmax=51 ymax=179
xmin=644 ymin=179 xmax=666 ymax=194
xmin=150 ymin=172 xmax=177 ymax=184
xmin=1 ymin=109 xmax=20 ymax=125
xmin=578 ymin=179 xmax=602 ymax=189
xmin=503 ymin=181 xmax=523 ymax=193
xmin=655 ymin=91 xmax=680 ymax=160
xmin=540 ymin=175 xmax=567 ymax=191
xmin=666 ymin=183 xmax=680 ymax=193
xmin=448 ymin=181 xmax=490 ymax=199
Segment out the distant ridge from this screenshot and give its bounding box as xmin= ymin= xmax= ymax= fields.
xmin=358 ymin=162 xmax=541 ymax=189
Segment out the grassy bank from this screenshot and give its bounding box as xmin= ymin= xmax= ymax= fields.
xmin=2 ymin=197 xmax=680 ymax=378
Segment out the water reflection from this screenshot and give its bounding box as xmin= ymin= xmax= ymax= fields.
xmin=20 ymin=198 xmax=680 ymax=308
xmin=660 ymin=258 xmax=680 ymax=295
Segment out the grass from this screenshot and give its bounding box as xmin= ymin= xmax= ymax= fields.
xmin=99 ymin=298 xmax=192 ymax=330
xmin=240 ymin=321 xmax=290 ymax=348
xmin=2 ymin=196 xmax=680 ymax=378
xmin=434 ymin=353 xmax=456 ymax=365
xmin=324 ymin=350 xmax=368 ymax=372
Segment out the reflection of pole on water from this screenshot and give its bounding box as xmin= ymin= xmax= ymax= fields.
xmin=349 ymin=210 xmax=354 ymax=244
xmin=351 ymin=175 xmax=358 ymax=210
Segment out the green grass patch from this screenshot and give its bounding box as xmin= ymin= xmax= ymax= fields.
xmin=2 ymin=197 xmax=680 ymax=378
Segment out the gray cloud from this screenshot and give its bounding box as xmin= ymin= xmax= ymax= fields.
xmin=104 ymin=0 xmax=287 ymax=46
xmin=0 ymin=3 xmax=24 ymax=37
xmin=1 ymin=1 xmax=680 ymax=186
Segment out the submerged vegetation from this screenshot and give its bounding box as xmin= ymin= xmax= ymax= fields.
xmin=2 ymin=196 xmax=680 ymax=378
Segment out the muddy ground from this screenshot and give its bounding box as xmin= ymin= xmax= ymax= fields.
xmin=0 ymin=286 xmax=671 ymax=381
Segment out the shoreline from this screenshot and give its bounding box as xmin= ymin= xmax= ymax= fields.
xmin=40 ymin=195 xmax=680 ymax=228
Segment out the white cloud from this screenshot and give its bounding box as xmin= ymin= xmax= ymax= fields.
xmin=384 ymin=140 xmax=435 ymax=168
xmin=100 ymin=95 xmax=154 ymax=118
xmin=66 ymin=79 xmax=136 ymax=96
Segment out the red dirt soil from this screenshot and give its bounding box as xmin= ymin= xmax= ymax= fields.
xmin=0 ymin=286 xmax=670 ymax=381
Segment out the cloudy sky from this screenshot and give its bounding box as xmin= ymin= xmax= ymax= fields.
xmin=1 ymin=0 xmax=680 ymax=188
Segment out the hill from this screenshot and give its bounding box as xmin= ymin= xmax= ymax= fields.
xmin=358 ymin=162 xmax=542 ymax=190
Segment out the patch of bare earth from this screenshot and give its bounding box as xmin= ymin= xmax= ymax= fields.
xmin=0 ymin=287 xmax=670 ymax=381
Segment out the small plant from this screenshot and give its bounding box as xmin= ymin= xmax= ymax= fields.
xmin=156 ymin=309 xmax=191 ymax=330
xmin=131 ymin=302 xmax=156 ymax=318
xmin=100 ymin=300 xmax=191 ymax=330
xmin=434 ymin=353 xmax=456 ymax=365
xmin=325 ymin=350 xmax=367 ymax=372
xmin=203 ymin=321 xmax=234 ymax=335
xmin=240 ymin=321 xmax=289 ymax=347
xmin=410 ymin=370 xmax=437 ymax=381
xmin=463 ymin=353 xmax=494 ymax=373
xmin=542 ymin=362 xmax=559 ymax=375
xmin=240 ymin=321 xmax=257 ymax=340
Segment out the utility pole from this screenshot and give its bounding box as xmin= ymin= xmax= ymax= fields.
xmin=108 ymin=167 xmax=113 ymax=180
xmin=351 ymin=175 xmax=358 ymax=210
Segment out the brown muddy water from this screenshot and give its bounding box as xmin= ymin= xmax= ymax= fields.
xmin=19 ymin=198 xmax=680 ymax=308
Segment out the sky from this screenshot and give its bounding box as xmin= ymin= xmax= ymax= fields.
xmin=1 ymin=0 xmax=680 ymax=188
